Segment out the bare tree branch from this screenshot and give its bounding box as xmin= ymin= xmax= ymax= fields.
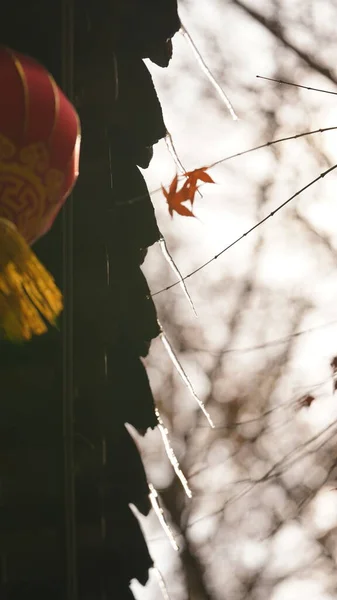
xmin=161 ymin=480 xmax=216 ymax=600
xmin=231 ymin=0 xmax=337 ymax=85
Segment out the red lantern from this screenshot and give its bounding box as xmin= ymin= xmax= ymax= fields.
xmin=0 ymin=47 xmax=80 ymax=340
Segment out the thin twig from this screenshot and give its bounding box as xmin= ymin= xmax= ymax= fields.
xmin=209 ymin=126 xmax=337 ymax=169
xmin=151 ymin=164 xmax=337 ymax=296
xmin=115 ymin=126 xmax=337 ymax=207
xmin=257 ymin=75 xmax=337 ymax=96
xmin=189 ymin=317 xmax=337 ymax=356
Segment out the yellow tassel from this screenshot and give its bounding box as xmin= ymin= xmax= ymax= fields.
xmin=0 ymin=218 xmax=63 ymax=341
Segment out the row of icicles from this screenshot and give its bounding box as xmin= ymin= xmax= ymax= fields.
xmin=144 ymin=26 xmax=226 ymax=594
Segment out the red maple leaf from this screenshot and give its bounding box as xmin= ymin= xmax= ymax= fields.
xmin=184 ymin=166 xmax=215 ymax=184
xmin=162 ymin=166 xmax=215 ymax=217
xmin=162 ymin=175 xmax=194 ymax=218
xmin=183 ymin=167 xmax=215 ymax=206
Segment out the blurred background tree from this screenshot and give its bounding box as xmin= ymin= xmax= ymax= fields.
xmin=130 ymin=1 xmax=337 ymax=598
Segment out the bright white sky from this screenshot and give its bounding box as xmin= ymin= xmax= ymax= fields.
xmin=130 ymin=1 xmax=337 ymax=598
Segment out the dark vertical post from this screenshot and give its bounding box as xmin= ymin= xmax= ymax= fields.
xmin=61 ymin=1 xmax=77 ymax=599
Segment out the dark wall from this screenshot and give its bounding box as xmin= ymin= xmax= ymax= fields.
xmin=0 ymin=1 xmax=180 ymax=598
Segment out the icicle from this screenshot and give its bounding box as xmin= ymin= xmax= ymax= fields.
xmin=159 ymin=328 xmax=214 ymax=428
xmin=165 ymin=132 xmax=186 ymax=174
xmin=180 ymin=23 xmax=238 ymax=121
xmin=155 ymin=407 xmax=192 ymax=498
xmin=165 ymin=132 xmax=202 ymax=199
xmin=159 ymin=237 xmax=197 ymax=317
xmin=154 ymin=568 xmax=171 ymax=600
xmin=149 ymin=484 xmax=179 ymax=551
